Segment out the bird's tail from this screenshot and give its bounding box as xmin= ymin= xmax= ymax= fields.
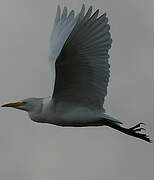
xmin=103 ymin=114 xmax=122 ymax=125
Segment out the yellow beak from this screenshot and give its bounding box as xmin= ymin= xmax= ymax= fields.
xmin=1 ymin=102 xmax=26 ymax=108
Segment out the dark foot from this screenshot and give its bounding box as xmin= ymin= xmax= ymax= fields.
xmin=128 ymin=123 xmax=152 ymax=143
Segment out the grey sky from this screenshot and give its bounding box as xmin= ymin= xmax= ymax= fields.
xmin=0 ymin=0 xmax=154 ymax=180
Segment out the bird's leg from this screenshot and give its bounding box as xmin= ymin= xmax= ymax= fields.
xmin=103 ymin=120 xmax=152 ymax=143
xmin=126 ymin=122 xmax=152 ymax=143
xmin=129 ymin=123 xmax=146 ymax=132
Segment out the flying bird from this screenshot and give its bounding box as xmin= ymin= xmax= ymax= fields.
xmin=2 ymin=5 xmax=152 ymax=143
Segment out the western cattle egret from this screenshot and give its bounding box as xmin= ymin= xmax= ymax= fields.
xmin=2 ymin=5 xmax=152 ymax=143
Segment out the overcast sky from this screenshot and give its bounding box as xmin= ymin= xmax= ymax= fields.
xmin=0 ymin=0 xmax=154 ymax=180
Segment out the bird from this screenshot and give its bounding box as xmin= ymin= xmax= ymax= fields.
xmin=2 ymin=4 xmax=152 ymax=143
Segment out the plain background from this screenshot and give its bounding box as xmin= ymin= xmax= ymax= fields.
xmin=0 ymin=0 xmax=154 ymax=179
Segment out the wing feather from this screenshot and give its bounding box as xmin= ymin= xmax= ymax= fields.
xmin=49 ymin=5 xmax=80 ymax=62
xmin=54 ymin=5 xmax=61 ymax=25
xmin=61 ymin=7 xmax=67 ymax=22
xmin=50 ymin=5 xmax=112 ymax=109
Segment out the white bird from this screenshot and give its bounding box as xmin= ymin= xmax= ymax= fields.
xmin=2 ymin=4 xmax=152 ymax=143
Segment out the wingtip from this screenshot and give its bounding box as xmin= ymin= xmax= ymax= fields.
xmin=87 ymin=5 xmax=93 ymax=15
xmin=57 ymin=5 xmax=61 ymax=11
xmin=82 ymin=3 xmax=85 ymax=9
xmin=68 ymin=9 xmax=75 ymax=19
xmin=57 ymin=5 xmax=61 ymax=16
xmin=89 ymin=5 xmax=93 ymax=11
xmin=63 ymin=6 xmax=67 ymax=12
xmin=93 ymin=9 xmax=99 ymax=19
xmin=81 ymin=3 xmax=85 ymax=14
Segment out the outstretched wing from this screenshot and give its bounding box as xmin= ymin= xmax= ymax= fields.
xmin=50 ymin=5 xmax=112 ymax=110
xmin=49 ymin=5 xmax=80 ymax=96
xmin=49 ymin=5 xmax=79 ymax=62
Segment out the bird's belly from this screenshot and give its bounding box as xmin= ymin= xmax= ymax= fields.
xmin=44 ymin=107 xmax=103 ymax=127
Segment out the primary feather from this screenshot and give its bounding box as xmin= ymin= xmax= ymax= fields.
xmin=50 ymin=4 xmax=111 ymax=111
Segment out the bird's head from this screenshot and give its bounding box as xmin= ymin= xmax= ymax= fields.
xmin=1 ymin=98 xmax=43 ymax=113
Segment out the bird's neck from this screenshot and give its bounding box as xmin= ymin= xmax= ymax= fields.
xmin=42 ymin=96 xmax=52 ymax=110
xmin=28 ymin=96 xmax=52 ymax=123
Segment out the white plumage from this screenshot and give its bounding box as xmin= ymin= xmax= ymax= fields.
xmin=2 ymin=4 xmax=152 ymax=143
